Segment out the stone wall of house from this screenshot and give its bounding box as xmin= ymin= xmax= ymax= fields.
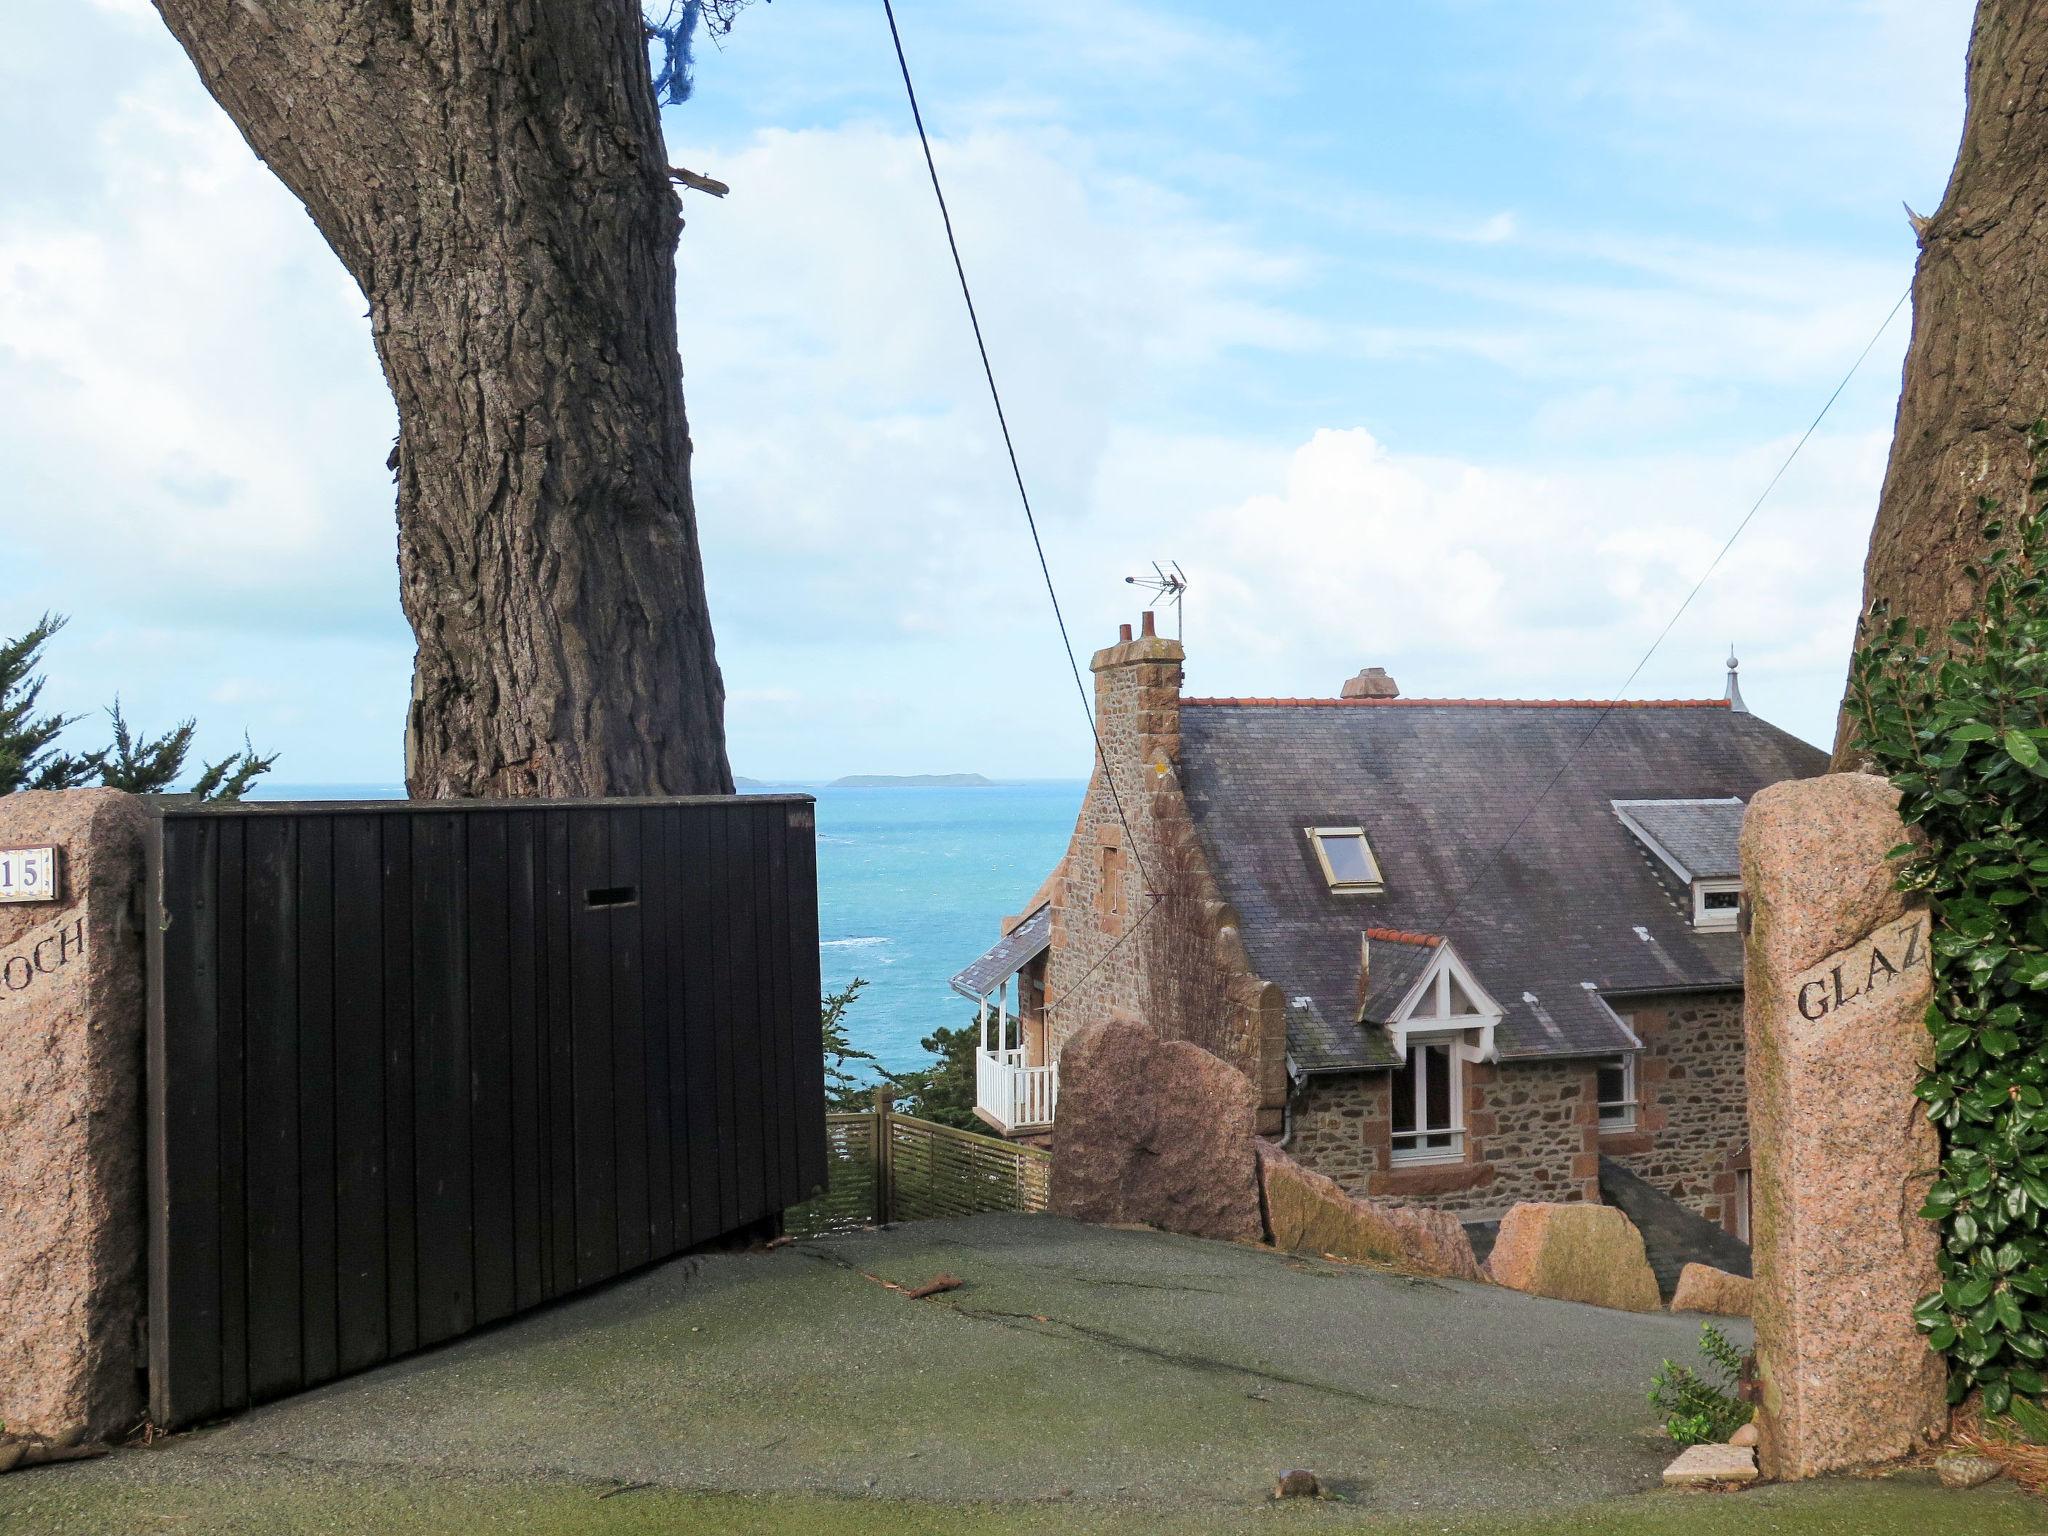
xmin=1604 ymin=990 xmax=1748 ymax=1232
xmin=1290 ymin=1056 xmax=1601 ymax=1218
xmin=1286 ymin=989 xmax=1752 ymax=1228
xmin=1038 ymin=616 xmax=1288 ymax=1132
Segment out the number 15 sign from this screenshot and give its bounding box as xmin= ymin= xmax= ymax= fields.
xmin=0 ymin=846 xmax=61 ymax=903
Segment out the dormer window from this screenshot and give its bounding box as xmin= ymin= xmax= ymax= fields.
xmin=1307 ymin=827 xmax=1382 ymax=893
xmin=1611 ymin=798 xmax=1747 ymax=933
xmin=1694 ymin=881 xmax=1741 ymax=932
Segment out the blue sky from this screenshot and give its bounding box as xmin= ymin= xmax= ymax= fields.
xmin=0 ymin=1 xmax=1974 ymax=781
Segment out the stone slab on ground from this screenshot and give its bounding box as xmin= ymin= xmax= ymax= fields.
xmin=1050 ymin=1017 xmax=1262 ymax=1242
xmin=1670 ymin=1262 xmax=1753 ymax=1317
xmin=1662 ymin=1443 xmax=1758 ymax=1486
xmin=1485 ymin=1201 xmax=1661 ymax=1312
xmin=0 ymin=790 xmax=147 ymax=1444
xmin=1741 ymin=774 xmax=1947 ymax=1480
xmin=1257 ymin=1140 xmax=1482 ymax=1281
xmin=1936 ymin=1453 xmax=2004 ymax=1490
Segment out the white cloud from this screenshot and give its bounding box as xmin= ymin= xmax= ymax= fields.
xmin=0 ymin=0 xmax=1958 ymax=780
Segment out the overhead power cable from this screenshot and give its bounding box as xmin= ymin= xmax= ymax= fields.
xmin=1431 ymin=283 xmax=1913 ymax=937
xmin=880 ymin=0 xmax=1164 ymax=1015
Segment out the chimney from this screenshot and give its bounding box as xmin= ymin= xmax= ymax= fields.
xmin=1090 ymin=613 xmax=1187 ymax=778
xmin=1341 ymin=667 xmax=1399 ymax=700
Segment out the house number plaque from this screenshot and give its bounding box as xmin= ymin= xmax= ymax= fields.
xmin=0 ymin=846 xmax=61 ymax=904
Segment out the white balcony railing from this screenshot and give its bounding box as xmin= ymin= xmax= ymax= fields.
xmin=975 ymin=1047 xmax=1059 ymax=1134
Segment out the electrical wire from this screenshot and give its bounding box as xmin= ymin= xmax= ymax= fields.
xmin=1431 ymin=283 xmax=1913 ymax=936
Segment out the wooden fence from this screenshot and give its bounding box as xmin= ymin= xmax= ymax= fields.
xmin=143 ymin=794 xmax=825 ymax=1429
xmin=786 ymin=1101 xmax=1051 ymax=1235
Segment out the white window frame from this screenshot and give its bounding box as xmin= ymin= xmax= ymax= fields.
xmin=1693 ymin=880 xmax=1741 ymax=931
xmin=1306 ymin=826 xmax=1383 ymax=893
xmin=1390 ymin=1035 xmax=1465 ymax=1166
xmin=1383 ymin=941 xmax=1502 ymax=1065
xmin=1595 ymin=1052 xmax=1638 ymax=1131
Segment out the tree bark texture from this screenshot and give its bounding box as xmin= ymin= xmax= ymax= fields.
xmin=151 ymin=0 xmax=731 ymax=797
xmin=1838 ymin=0 xmax=2048 ymax=763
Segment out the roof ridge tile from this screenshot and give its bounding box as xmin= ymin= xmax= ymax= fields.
xmin=1182 ymin=697 xmax=1731 ymax=709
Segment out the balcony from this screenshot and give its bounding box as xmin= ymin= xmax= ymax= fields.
xmin=975 ymin=1046 xmax=1059 ymax=1135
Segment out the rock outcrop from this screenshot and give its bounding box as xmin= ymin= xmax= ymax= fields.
xmin=1256 ymin=1141 xmax=1481 ymax=1280
xmin=1483 ymin=1201 xmax=1661 ymax=1312
xmin=1670 ymin=1262 xmax=1753 ymax=1318
xmin=1049 ymin=1016 xmax=1263 ymax=1242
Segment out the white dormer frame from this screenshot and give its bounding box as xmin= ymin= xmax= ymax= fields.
xmin=1693 ymin=880 xmax=1741 ymax=931
xmin=1385 ymin=940 xmax=1504 ymax=1066
xmin=1611 ymin=798 xmax=1745 ymax=933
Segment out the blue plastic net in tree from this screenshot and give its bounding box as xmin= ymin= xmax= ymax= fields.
xmin=647 ymin=0 xmax=702 ymax=106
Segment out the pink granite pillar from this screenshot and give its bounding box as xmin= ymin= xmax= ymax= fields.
xmin=1741 ymin=773 xmax=1946 ymax=1479
xmin=0 ymin=790 xmax=148 ymax=1445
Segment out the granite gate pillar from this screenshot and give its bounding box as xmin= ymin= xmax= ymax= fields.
xmin=1740 ymin=773 xmax=1946 ymax=1479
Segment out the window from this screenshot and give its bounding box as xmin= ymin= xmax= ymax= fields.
xmin=1596 ymin=1054 xmax=1637 ymax=1130
xmin=1391 ymin=1039 xmax=1462 ymax=1164
xmin=1693 ymin=880 xmax=1741 ymax=931
xmin=1307 ymin=826 xmax=1383 ymax=892
xmin=1095 ymin=836 xmax=1128 ymax=932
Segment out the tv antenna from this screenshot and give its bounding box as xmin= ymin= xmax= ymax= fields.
xmin=1124 ymin=561 xmax=1188 ymax=639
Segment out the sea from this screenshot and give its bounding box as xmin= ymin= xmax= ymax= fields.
xmin=251 ymin=778 xmax=1084 ymax=1075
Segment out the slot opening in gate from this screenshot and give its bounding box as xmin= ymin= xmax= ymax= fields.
xmin=585 ymin=885 xmax=639 ymax=909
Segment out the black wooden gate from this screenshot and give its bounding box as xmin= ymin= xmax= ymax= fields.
xmin=142 ymin=794 xmax=823 ymax=1428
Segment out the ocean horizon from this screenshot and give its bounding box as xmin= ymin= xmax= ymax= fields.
xmin=250 ymin=778 xmax=1085 ymax=1073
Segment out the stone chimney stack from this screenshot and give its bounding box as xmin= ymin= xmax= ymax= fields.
xmin=1341 ymin=667 xmax=1399 ymax=700
xmin=1091 ymin=612 xmax=1186 ymax=777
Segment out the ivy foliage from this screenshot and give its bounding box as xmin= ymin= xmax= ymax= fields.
xmin=1845 ymin=423 xmax=2048 ymax=1435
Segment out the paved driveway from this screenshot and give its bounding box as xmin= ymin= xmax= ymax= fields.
xmin=0 ymin=1214 xmax=2033 ymax=1534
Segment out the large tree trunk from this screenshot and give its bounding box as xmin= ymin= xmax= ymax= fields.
xmin=151 ymin=1 xmax=731 ymax=798
xmin=1838 ymin=0 xmax=2048 ymax=764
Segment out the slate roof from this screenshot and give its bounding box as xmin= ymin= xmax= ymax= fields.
xmin=1357 ymin=929 xmax=1441 ymax=1040
xmin=1611 ymin=798 xmax=1746 ymax=881
xmin=1175 ymin=699 xmax=1828 ymax=1072
xmin=951 ymin=903 xmax=1052 ymax=1000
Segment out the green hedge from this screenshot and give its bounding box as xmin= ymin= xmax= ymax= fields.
xmin=1846 ymin=427 xmax=2048 ymax=1435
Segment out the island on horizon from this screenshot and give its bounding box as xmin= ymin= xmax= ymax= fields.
xmin=826 ymin=772 xmax=994 ymax=789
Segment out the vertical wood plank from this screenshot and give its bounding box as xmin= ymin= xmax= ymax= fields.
xmin=568 ymin=810 xmax=618 ymax=1283
xmin=542 ymin=808 xmax=577 ymax=1294
xmin=706 ymin=807 xmax=741 ymax=1235
xmin=727 ymin=805 xmax=768 ymax=1221
xmin=148 ymin=815 xmax=222 ymax=1426
xmin=667 ymin=811 xmax=708 ymax=1245
xmin=243 ymin=815 xmax=301 ymax=1400
xmin=786 ymin=800 xmax=827 ymax=1197
xmin=380 ymin=813 xmax=418 ymax=1357
xmin=606 ymin=806 xmax=650 ymax=1270
xmin=764 ymin=805 xmax=802 ymax=1207
xmin=410 ymin=811 xmax=473 ymax=1345
xmin=676 ymin=807 xmax=721 ymax=1245
xmin=505 ymin=810 xmax=546 ymax=1309
xmin=466 ymin=811 xmax=516 ymax=1324
xmin=638 ymin=808 xmax=676 ymax=1258
xmin=295 ymin=815 xmax=338 ymax=1387
xmin=746 ymin=804 xmax=785 ymax=1209
xmin=332 ymin=812 xmax=388 ymax=1374
xmin=215 ymin=815 xmax=249 ymax=1412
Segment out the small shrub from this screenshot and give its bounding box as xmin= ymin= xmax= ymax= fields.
xmin=1649 ymin=1321 xmax=1754 ymax=1445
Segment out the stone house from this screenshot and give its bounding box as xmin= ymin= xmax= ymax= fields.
xmin=951 ymin=613 xmax=1826 ymax=1232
